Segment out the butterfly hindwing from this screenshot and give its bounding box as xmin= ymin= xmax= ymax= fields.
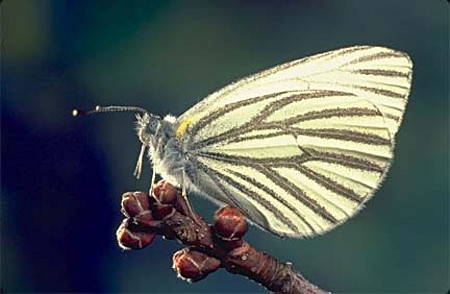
xmin=178 ymin=46 xmax=412 ymax=237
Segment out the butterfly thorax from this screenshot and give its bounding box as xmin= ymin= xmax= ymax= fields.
xmin=136 ymin=113 xmax=195 ymax=188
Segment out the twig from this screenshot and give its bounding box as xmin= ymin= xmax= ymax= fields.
xmin=116 ymin=180 xmax=330 ymax=294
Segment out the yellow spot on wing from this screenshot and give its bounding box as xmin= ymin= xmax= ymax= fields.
xmin=176 ymin=118 xmax=195 ymax=138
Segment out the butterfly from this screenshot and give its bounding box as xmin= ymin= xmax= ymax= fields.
xmin=74 ymin=45 xmax=413 ymax=238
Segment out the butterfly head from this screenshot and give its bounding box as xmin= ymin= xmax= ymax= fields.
xmin=135 ymin=112 xmax=161 ymax=145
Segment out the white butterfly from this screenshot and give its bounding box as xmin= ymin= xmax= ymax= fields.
xmin=74 ymin=46 xmax=413 ymax=238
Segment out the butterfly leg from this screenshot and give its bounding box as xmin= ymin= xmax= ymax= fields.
xmin=149 ymin=135 xmax=164 ymax=196
xmin=149 ymin=167 xmax=156 ymax=195
xmin=133 ymin=144 xmax=146 ymax=179
xmin=180 ymin=168 xmax=202 ymax=225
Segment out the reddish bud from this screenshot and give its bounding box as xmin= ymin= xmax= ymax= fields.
xmin=214 ymin=206 xmax=247 ymax=241
xmin=116 ymin=219 xmax=155 ymax=250
xmin=152 ymin=203 xmax=176 ymax=219
xmin=172 ymin=248 xmax=221 ymax=282
xmin=152 ymin=180 xmax=177 ymax=204
xmin=121 ymin=192 xmax=151 ymax=217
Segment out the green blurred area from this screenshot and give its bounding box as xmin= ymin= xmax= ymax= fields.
xmin=2 ymin=0 xmax=448 ymax=293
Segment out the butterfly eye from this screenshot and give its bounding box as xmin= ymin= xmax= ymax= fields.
xmin=148 ymin=115 xmax=162 ymax=133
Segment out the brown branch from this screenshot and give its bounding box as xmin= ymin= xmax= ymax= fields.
xmin=116 ymin=180 xmax=330 ymax=294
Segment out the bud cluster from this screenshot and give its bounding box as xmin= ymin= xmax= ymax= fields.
xmin=172 ymin=206 xmax=248 ymax=281
xmin=115 ymin=180 xmax=250 ymax=283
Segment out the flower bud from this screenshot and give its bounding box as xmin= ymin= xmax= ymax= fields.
xmin=152 ymin=203 xmax=176 ymax=219
xmin=214 ymin=206 xmax=247 ymax=241
xmin=152 ymin=180 xmax=177 ymax=204
xmin=121 ymin=192 xmax=151 ymax=217
xmin=116 ymin=219 xmax=155 ymax=250
xmin=172 ymin=248 xmax=220 ymax=282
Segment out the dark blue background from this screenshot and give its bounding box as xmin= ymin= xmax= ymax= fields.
xmin=2 ymin=0 xmax=448 ymax=292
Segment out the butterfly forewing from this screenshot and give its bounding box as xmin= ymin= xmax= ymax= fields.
xmin=178 ymin=46 xmax=412 ymax=237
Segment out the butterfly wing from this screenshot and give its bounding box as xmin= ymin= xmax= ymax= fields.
xmin=177 ymin=46 xmax=412 ymax=237
xmin=178 ymin=46 xmax=412 ymax=138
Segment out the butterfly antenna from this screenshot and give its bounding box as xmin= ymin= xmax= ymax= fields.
xmin=72 ymin=105 xmax=148 ymax=117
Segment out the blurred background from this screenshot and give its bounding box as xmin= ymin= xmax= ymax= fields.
xmin=2 ymin=0 xmax=448 ymax=293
